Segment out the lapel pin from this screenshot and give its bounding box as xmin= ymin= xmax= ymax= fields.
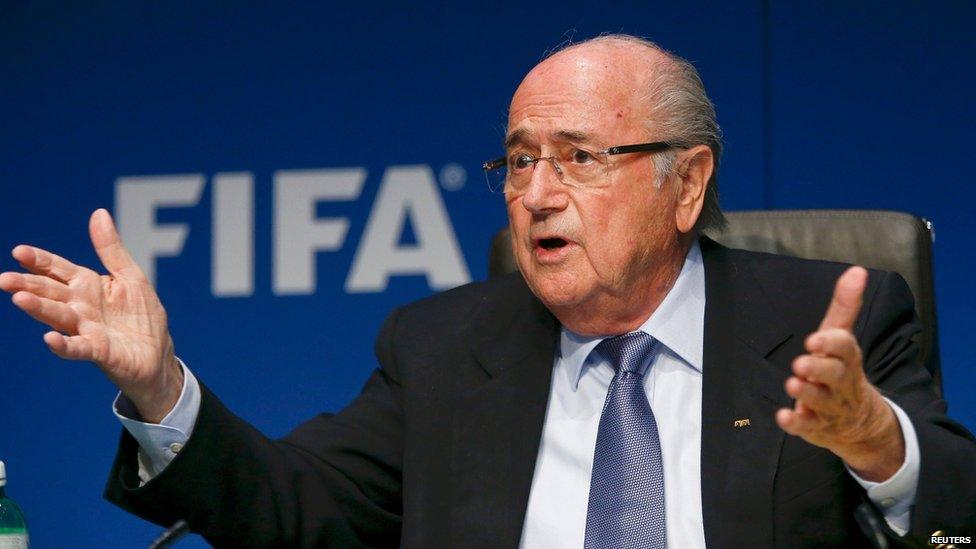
xmin=733 ymin=419 xmax=751 ymax=428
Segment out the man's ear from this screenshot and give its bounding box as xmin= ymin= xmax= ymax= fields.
xmin=674 ymin=144 xmax=714 ymax=234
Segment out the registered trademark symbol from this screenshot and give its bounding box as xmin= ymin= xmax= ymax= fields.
xmin=439 ymin=163 xmax=466 ymax=191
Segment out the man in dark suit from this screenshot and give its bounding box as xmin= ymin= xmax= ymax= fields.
xmin=2 ymin=35 xmax=974 ymax=547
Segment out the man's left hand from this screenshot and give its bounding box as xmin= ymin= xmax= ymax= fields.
xmin=775 ymin=266 xmax=906 ymax=482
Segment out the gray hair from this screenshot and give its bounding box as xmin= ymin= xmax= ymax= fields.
xmin=554 ymin=34 xmax=728 ymax=233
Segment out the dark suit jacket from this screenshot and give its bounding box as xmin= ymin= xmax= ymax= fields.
xmin=105 ymin=238 xmax=976 ymax=547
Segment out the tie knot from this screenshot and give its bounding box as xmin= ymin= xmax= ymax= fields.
xmin=595 ymin=331 xmax=657 ymax=375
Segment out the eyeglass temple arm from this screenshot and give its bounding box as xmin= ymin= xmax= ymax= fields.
xmin=483 ymin=157 xmax=506 ymax=172
xmin=605 ymin=142 xmax=682 ymax=156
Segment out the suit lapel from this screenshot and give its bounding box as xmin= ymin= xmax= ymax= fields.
xmin=451 ymin=275 xmax=559 ymax=548
xmin=448 ymin=240 xmax=796 ymax=547
xmin=699 ymin=237 xmax=793 ymax=547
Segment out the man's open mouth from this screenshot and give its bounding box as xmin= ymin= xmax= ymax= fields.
xmin=538 ymin=237 xmax=569 ymax=250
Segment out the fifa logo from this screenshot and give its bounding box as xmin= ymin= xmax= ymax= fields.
xmin=114 ymin=165 xmax=471 ymax=296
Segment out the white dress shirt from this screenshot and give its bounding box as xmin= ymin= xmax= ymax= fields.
xmin=114 ymin=360 xmax=201 ymax=483
xmin=116 ymin=241 xmax=920 ymax=545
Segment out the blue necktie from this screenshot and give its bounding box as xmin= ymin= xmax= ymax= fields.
xmin=584 ymin=332 xmax=666 ymax=549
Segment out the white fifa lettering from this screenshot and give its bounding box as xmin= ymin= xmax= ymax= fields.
xmin=273 ymin=168 xmax=365 ymax=295
xmin=212 ymin=172 xmax=254 ymax=297
xmin=346 ymin=165 xmax=470 ymax=292
xmin=115 ymin=175 xmax=205 ymax=285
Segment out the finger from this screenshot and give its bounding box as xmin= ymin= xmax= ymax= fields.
xmin=785 ymin=376 xmax=832 ymax=409
xmin=11 ymin=291 xmax=80 ymax=333
xmin=44 ymin=331 xmax=97 ymax=362
xmin=806 ymin=328 xmax=860 ymax=365
xmin=776 ymin=408 xmax=800 ymax=434
xmin=818 ymin=266 xmax=868 ymax=332
xmin=0 ymin=272 xmax=72 ymax=302
xmin=793 ymin=354 xmax=846 ymax=386
xmin=89 ymin=209 xmax=145 ymax=280
xmin=11 ymin=245 xmax=82 ymax=283
xmin=776 ymin=406 xmax=820 ymax=436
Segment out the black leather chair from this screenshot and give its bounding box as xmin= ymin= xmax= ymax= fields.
xmin=488 ymin=210 xmax=941 ymax=393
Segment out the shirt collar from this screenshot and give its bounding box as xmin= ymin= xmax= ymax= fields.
xmin=559 ymin=240 xmax=706 ymax=390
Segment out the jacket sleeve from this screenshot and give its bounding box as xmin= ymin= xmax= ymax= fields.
xmin=857 ymin=270 xmax=976 ymax=543
xmin=103 ymin=308 xmax=407 ymax=548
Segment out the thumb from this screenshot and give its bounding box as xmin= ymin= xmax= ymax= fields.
xmin=818 ymin=266 xmax=868 ymax=332
xmin=89 ymin=208 xmax=145 ymax=280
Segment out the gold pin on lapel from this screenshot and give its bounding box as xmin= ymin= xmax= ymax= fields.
xmin=733 ymin=419 xmax=751 ymax=428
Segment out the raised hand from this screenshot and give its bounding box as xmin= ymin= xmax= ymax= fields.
xmin=0 ymin=209 xmax=182 ymax=422
xmin=775 ymin=266 xmax=905 ymax=482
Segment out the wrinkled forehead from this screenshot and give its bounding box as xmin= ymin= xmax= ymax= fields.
xmin=506 ymin=47 xmax=656 ymax=148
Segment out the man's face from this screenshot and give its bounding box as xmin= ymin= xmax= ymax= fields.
xmin=505 ymin=45 xmax=685 ymax=325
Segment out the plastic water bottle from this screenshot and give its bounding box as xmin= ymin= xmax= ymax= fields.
xmin=0 ymin=461 xmax=28 ymax=548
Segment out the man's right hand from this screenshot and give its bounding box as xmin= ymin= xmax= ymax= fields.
xmin=0 ymin=208 xmax=182 ymax=423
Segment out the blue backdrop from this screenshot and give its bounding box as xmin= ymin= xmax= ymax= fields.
xmin=1 ymin=2 xmax=973 ymax=546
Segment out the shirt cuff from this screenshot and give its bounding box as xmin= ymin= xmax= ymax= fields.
xmin=112 ymin=358 xmax=201 ymax=481
xmin=845 ymin=398 xmax=920 ymax=536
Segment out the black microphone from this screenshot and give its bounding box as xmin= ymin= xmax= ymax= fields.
xmin=855 ymin=502 xmax=890 ymax=549
xmin=148 ymin=520 xmax=190 ymax=549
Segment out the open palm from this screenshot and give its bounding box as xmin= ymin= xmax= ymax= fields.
xmin=0 ymin=209 xmax=182 ymax=421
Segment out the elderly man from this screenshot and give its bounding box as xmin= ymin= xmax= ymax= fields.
xmin=1 ymin=35 xmax=973 ymax=547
